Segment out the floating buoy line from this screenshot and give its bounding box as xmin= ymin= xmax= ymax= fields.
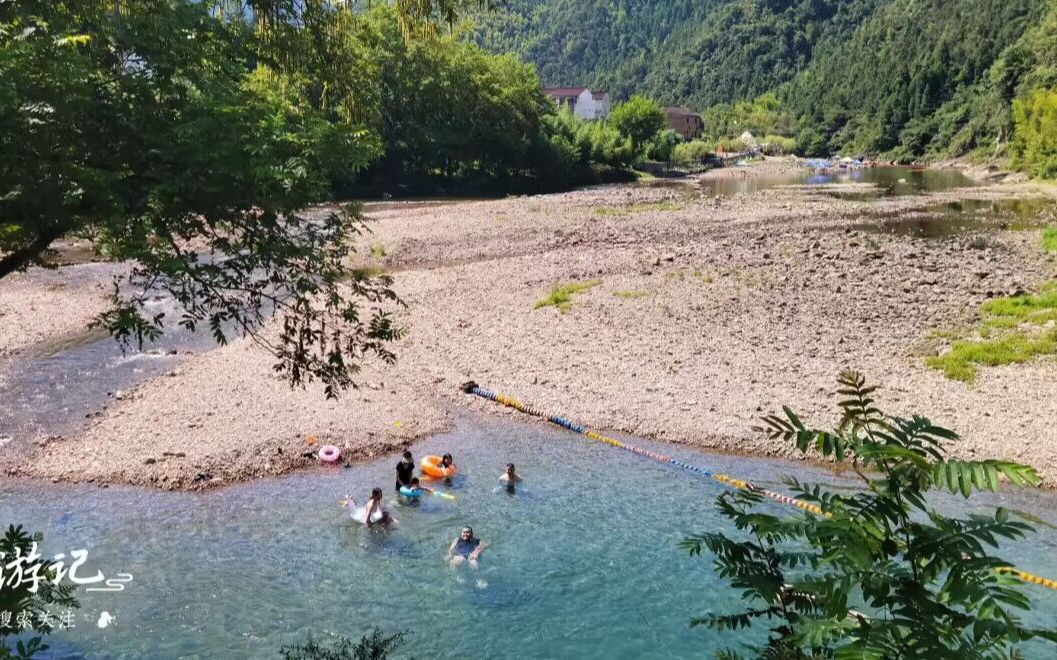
xmin=461 ymin=381 xmax=1057 ymax=592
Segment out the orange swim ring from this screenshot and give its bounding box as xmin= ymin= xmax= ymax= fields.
xmin=420 ymin=455 xmax=457 ymax=479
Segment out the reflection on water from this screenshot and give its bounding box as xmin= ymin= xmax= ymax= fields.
xmin=855 ymin=197 xmax=1057 ymax=238
xmin=702 ymin=166 xmax=977 ymax=197
xmin=3 ymin=418 xmax=1056 ymax=659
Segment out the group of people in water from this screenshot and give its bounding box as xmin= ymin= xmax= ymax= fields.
xmin=343 ymin=450 xmax=522 ymax=567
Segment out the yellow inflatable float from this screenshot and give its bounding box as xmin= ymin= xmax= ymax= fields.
xmin=421 ymin=455 xmax=457 ymax=479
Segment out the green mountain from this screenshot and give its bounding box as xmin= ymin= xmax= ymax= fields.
xmin=476 ymin=0 xmax=1057 ymax=159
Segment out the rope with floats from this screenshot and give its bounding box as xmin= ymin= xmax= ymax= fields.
xmin=460 ymin=381 xmax=1057 ymax=593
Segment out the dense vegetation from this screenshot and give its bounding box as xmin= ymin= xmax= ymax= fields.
xmin=475 ymin=0 xmax=885 ymax=108
xmin=0 ymin=0 xmax=653 ymax=399
xmin=786 ymin=0 xmax=1053 ymax=159
xmin=477 ymin=0 xmax=1057 ymax=166
xmin=687 ymin=373 xmax=1057 ymax=657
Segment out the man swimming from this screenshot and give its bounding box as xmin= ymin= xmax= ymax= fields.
xmin=499 ymin=463 xmax=522 ymax=484
xmin=447 ymin=526 xmax=487 ymax=567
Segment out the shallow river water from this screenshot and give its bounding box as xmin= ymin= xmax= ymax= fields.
xmin=4 ymin=417 xmax=1057 ymax=659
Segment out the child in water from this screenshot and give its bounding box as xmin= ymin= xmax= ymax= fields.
xmin=399 ymin=477 xmax=436 ymax=500
xmin=440 ymin=453 xmax=456 ymax=484
xmin=342 ymin=487 xmax=395 ymax=527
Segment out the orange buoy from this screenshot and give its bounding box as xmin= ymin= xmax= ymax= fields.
xmin=420 ymin=455 xmax=456 ymax=479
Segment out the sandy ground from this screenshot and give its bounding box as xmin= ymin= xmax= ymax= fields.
xmin=5 ymin=163 xmax=1057 ymax=489
xmin=0 ymin=263 xmax=115 ymax=360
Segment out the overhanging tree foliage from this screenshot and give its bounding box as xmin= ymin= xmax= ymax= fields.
xmin=0 ymin=1 xmax=424 ymax=397
xmin=683 ymin=372 xmax=1057 ymax=658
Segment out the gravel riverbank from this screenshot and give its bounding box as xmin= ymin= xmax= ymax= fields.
xmin=6 ymin=164 xmax=1057 ymax=489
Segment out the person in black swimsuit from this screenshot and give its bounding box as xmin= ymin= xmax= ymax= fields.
xmin=395 ymin=451 xmax=415 ymax=493
xmin=447 ymin=526 xmax=487 ymax=567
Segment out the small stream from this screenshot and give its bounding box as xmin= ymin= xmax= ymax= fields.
xmin=3 ymin=417 xmax=1057 ymax=659
xmin=0 ymin=289 xmax=218 ymax=444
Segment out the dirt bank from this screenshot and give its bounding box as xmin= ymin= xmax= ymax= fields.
xmin=7 ymin=165 xmax=1057 ymax=489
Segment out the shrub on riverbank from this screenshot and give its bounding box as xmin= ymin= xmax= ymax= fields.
xmin=927 ymin=282 xmax=1057 ymax=382
xmin=685 ymin=372 xmax=1057 ymax=657
xmin=672 ymin=140 xmax=715 ymax=165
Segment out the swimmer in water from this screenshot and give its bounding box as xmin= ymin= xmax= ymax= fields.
xmin=498 ymin=463 xmax=521 ymax=484
xmin=342 ymin=487 xmax=395 ymax=527
xmin=399 ymin=477 xmax=436 ymax=500
xmin=447 ymin=526 xmax=487 ymax=568
xmin=365 ymin=488 xmax=394 ymax=528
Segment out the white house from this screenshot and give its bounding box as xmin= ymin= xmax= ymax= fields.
xmin=542 ymin=87 xmax=612 ymax=120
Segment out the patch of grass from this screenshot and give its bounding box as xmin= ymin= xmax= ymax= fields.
xmin=980 ymin=282 xmax=1057 ymax=326
xmin=665 ymin=270 xmax=685 ymax=281
xmin=534 ymin=280 xmax=602 ymax=313
xmin=926 ymin=282 xmax=1057 ymax=381
xmin=926 ymin=329 xmax=1057 ymax=382
xmin=613 ymin=289 xmax=653 ymax=299
xmin=370 ymin=242 xmax=386 ymax=258
xmin=1044 ymin=227 xmax=1057 ymax=252
xmin=593 ymin=200 xmax=686 ymax=218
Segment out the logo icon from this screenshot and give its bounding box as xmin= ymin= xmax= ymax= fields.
xmin=97 ymin=611 xmax=114 ymax=629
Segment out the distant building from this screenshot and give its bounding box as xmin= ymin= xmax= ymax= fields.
xmin=541 ymin=87 xmax=612 ymax=120
xmin=664 ymin=107 xmax=704 ymax=140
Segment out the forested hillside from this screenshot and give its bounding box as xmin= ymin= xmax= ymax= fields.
xmin=476 ymin=0 xmax=885 ymax=108
xmin=476 ymin=0 xmax=1057 ymax=161
xmin=786 ymin=0 xmax=1052 ymax=158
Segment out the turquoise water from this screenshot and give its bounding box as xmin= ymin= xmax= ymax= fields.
xmin=4 ymin=417 xmax=1057 ymax=659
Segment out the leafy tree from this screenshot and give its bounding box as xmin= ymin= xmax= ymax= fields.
xmin=353 ymin=6 xmax=551 ymax=194
xmin=646 ymin=129 xmax=681 ymax=162
xmin=0 ymin=0 xmax=399 ymax=397
xmin=0 ymin=526 xmax=79 ymax=660
xmin=279 ymin=628 xmax=409 ymax=660
xmin=608 ymin=95 xmax=666 ymax=156
xmin=683 ymin=372 xmax=1057 ymax=659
